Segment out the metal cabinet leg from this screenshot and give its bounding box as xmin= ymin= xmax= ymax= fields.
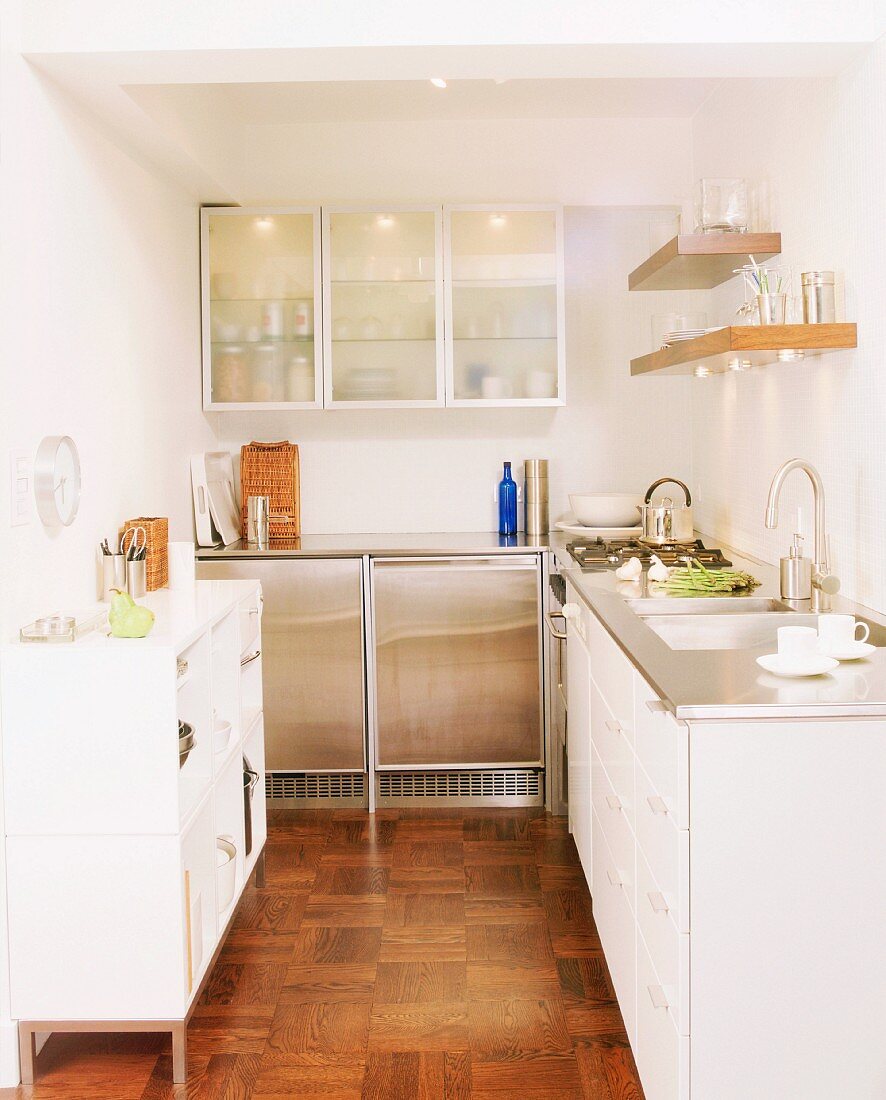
xmin=18 ymin=1025 xmax=36 ymax=1085
xmin=171 ymin=1022 xmax=187 ymax=1083
xmin=254 ymin=849 xmax=266 ymax=889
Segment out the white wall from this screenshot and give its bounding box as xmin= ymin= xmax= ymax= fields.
xmin=212 ymin=114 xmax=696 ymax=533
xmin=689 ymin=39 xmax=886 ymax=612
xmin=0 ymin=51 xmax=213 ymax=636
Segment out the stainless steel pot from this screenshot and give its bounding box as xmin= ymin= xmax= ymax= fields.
xmin=641 ymin=478 xmax=694 ymax=545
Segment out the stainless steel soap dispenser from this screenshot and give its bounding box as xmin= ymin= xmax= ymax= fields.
xmin=780 ymin=533 xmax=812 ymax=601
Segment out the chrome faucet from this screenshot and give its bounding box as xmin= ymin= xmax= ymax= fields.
xmin=764 ymin=458 xmax=840 ymax=610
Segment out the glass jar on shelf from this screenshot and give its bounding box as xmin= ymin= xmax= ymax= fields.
xmin=212 ymin=346 xmax=249 ymax=403
xmin=694 ymin=178 xmax=749 ymax=233
xmin=251 ymin=344 xmax=283 ymax=402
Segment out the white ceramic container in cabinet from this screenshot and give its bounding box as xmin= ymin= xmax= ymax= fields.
xmin=444 ymin=204 xmax=565 ymax=406
xmin=323 ymin=206 xmax=445 ymax=408
xmin=201 ymin=207 xmax=323 ymax=410
xmin=0 ymin=581 xmax=266 ymax=1086
xmin=564 ymin=591 xmax=592 ymax=884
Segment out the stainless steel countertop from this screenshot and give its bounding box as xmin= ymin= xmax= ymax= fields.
xmin=553 ymin=534 xmax=886 ymax=721
xmin=195 ymin=532 xmax=551 ymax=558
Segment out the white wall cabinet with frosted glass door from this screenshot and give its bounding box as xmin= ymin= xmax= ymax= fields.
xmin=323 ymin=207 xmax=445 ymax=408
xmin=444 ymin=204 xmax=564 ymax=407
xmin=201 ymin=207 xmax=323 ymax=411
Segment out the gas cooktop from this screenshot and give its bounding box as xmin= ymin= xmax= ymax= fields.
xmin=567 ymin=537 xmax=732 ymax=571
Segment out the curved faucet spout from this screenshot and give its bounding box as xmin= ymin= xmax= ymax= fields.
xmin=764 ymin=458 xmax=838 ymax=609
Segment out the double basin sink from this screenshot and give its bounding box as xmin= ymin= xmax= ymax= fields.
xmin=625 ymin=597 xmax=886 ymax=651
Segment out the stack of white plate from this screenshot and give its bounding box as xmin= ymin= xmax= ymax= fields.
xmin=661 ymin=326 xmax=723 ymax=348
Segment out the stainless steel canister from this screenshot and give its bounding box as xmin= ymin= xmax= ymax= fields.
xmin=801 ymin=271 xmax=836 ymax=323
xmin=523 ymin=459 xmax=549 ymax=537
xmin=246 ymin=495 xmax=270 ymax=549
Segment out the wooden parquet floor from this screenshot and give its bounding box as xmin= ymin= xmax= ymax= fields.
xmin=1 ymin=808 xmax=643 ymax=1099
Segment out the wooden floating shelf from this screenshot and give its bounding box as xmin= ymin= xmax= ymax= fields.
xmin=628 ymin=233 xmax=782 ymax=291
xmin=631 ymin=324 xmax=858 ymax=377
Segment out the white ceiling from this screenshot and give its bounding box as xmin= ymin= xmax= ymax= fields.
xmin=126 ymin=78 xmax=725 ymax=125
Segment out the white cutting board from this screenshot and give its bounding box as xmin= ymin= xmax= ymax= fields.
xmin=191 ymin=452 xmax=240 ymax=546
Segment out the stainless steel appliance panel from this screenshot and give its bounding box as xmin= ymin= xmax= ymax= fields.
xmin=372 ymin=556 xmax=542 ymax=769
xmin=196 ymin=557 xmax=366 ymax=771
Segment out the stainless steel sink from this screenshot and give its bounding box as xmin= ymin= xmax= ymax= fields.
xmin=636 ymin=611 xmax=886 ymax=651
xmin=625 ymin=596 xmax=796 ymax=616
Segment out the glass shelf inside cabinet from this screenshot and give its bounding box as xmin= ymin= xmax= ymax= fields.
xmin=207 ymin=211 xmax=319 ymax=405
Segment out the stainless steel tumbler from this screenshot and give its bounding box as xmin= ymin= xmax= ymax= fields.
xmin=246 ymin=495 xmax=270 ymax=549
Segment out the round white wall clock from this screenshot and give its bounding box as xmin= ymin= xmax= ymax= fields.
xmin=34 ymin=435 xmax=81 ymax=527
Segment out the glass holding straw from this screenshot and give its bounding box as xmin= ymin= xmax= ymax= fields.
xmin=734 ymin=261 xmax=790 ymax=325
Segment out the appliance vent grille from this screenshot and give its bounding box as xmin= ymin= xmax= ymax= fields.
xmin=266 ymin=772 xmax=366 ymax=801
xmin=378 ymin=769 xmax=541 ymax=799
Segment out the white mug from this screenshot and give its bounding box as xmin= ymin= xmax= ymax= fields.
xmin=777 ymin=626 xmax=818 ymax=660
xmin=818 ymin=614 xmax=870 ymax=648
xmin=481 ymin=375 xmax=512 ymax=399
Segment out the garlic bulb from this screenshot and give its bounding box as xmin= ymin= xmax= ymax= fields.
xmin=615 ymin=557 xmax=643 ymax=581
xmin=648 ymin=554 xmax=671 ymax=583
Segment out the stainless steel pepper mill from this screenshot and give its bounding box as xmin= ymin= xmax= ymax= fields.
xmin=523 ymin=459 xmax=549 ymax=537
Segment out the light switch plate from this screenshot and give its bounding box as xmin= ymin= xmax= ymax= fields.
xmin=9 ymin=449 xmax=33 ymax=526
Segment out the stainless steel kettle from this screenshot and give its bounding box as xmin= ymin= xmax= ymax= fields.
xmin=641 ymin=478 xmax=694 ymax=545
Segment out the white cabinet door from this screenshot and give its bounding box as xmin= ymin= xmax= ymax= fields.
xmin=201 ymin=206 xmax=323 ymax=410
xmin=323 ymin=207 xmax=445 ymax=408
xmin=444 ymin=204 xmax=565 ymax=406
xmin=565 ymin=601 xmax=592 ymax=885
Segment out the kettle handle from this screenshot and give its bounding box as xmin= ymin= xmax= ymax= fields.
xmin=644 ymin=478 xmax=692 ymax=506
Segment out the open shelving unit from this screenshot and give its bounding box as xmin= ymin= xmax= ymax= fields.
xmin=630 ymin=324 xmax=858 ymax=377
xmin=628 ymin=232 xmax=782 ymax=291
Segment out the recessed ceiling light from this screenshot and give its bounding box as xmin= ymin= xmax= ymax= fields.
xmin=254 ymin=216 xmax=274 ymax=231
xmin=777 ymin=349 xmax=806 ymax=361
xmin=376 ymin=214 xmax=395 ymax=229
xmin=489 ymin=213 xmax=507 ymax=228
xmin=429 ymin=78 xmax=447 ymax=89
xmin=694 ymin=365 xmax=712 ymax=378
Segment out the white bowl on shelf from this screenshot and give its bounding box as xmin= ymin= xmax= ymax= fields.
xmin=212 ymin=719 xmax=233 ymax=755
xmin=568 ymin=493 xmax=644 ymax=528
xmin=216 ymin=837 xmax=237 ymax=913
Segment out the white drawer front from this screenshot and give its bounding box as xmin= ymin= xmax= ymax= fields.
xmin=590 ymin=679 xmax=634 ymax=822
xmin=592 ymin=809 xmax=636 ymax=1047
xmin=587 ymin=612 xmax=634 ymax=745
xmin=637 ymin=847 xmax=689 ymax=1034
xmin=635 ymin=761 xmax=689 ymax=933
xmin=592 ymin=745 xmax=635 ymax=909
xmin=636 ymin=931 xmax=690 ymax=1100
xmin=634 ymin=675 xmax=689 ymax=829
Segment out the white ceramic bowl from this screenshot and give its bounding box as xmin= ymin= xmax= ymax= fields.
xmin=216 ymin=837 xmax=237 ymax=913
xmin=212 ymin=719 xmax=233 ymax=755
xmin=568 ymin=493 xmax=643 ymax=528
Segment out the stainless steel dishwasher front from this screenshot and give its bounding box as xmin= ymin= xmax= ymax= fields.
xmin=371 ymin=556 xmax=543 ymax=769
xmin=196 ymin=557 xmax=366 ymax=772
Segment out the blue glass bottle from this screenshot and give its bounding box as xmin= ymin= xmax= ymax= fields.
xmin=498 ymin=462 xmax=518 ymax=536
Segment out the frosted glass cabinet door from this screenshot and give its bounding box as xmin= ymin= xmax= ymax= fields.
xmin=201 ymin=207 xmax=322 ymax=410
xmin=323 ymin=208 xmax=444 ymax=407
xmin=445 ymin=205 xmax=564 ymax=406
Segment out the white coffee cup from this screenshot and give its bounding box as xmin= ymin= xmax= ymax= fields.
xmin=777 ymin=626 xmax=818 ymax=661
xmin=818 ymin=614 xmax=870 ymax=649
xmin=481 ymin=375 xmax=512 ymax=399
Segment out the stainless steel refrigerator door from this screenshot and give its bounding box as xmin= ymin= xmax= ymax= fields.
xmin=372 ymin=556 xmax=542 ymax=769
xmin=196 ymin=557 xmax=366 ymax=771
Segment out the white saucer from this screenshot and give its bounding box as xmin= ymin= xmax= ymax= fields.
xmin=818 ymin=640 xmax=875 ymax=662
xmin=555 ymin=517 xmax=642 ymax=538
xmin=756 ymin=653 xmax=839 ymax=678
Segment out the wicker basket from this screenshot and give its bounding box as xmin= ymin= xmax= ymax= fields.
xmin=120 ymin=516 xmax=169 ymax=591
xmin=239 ymin=441 xmax=301 ymax=540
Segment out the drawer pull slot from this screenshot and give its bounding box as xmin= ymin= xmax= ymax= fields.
xmin=605 ymin=794 xmax=622 ymax=811
xmin=606 ymin=868 xmax=623 ymax=888
xmin=647 ymin=890 xmax=669 ymax=914
xmin=604 ymin=718 xmax=622 ymax=735
xmin=645 ymin=699 xmax=669 ymax=715
xmin=646 ymin=794 xmax=669 ymax=816
xmin=648 ymin=984 xmax=669 ymax=1009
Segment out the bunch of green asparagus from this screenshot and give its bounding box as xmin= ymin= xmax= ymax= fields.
xmin=655 ymin=556 xmax=761 ymax=596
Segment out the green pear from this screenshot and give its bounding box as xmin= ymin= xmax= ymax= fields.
xmin=109 ymin=589 xmax=155 ymax=638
